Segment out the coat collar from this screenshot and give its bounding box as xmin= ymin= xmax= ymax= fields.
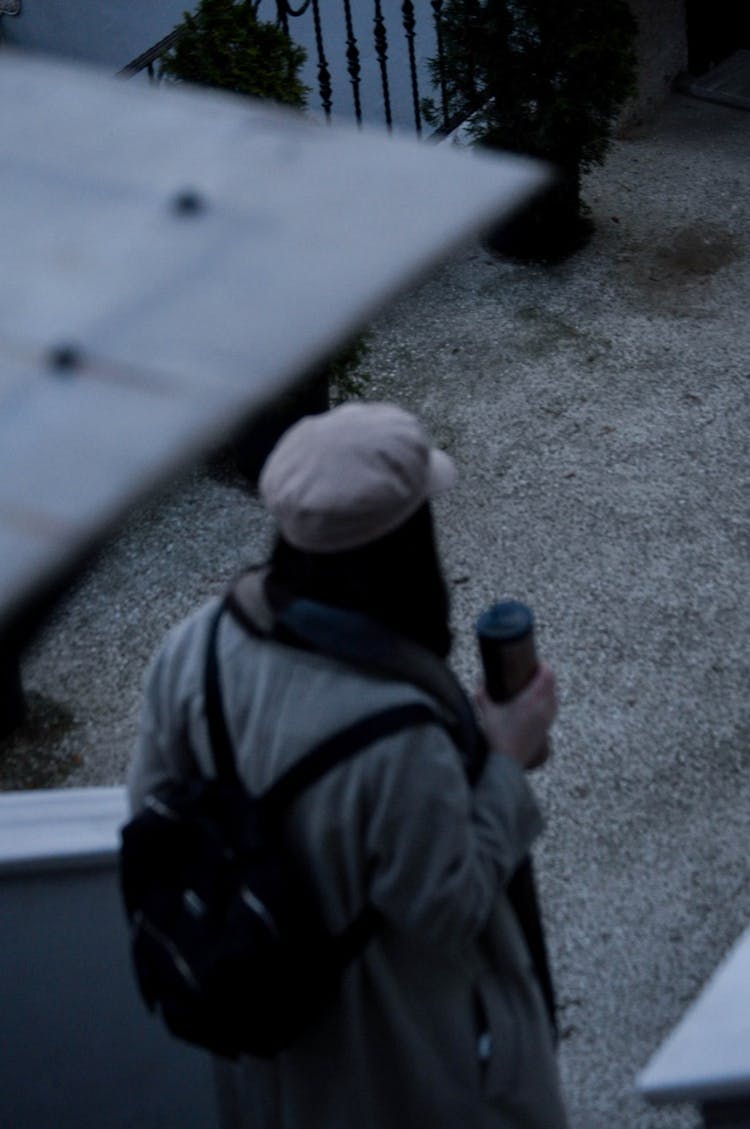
xmin=227 ymin=568 xmax=487 ymax=782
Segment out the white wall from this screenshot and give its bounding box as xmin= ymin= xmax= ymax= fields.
xmin=0 ymin=788 xmax=218 ymax=1129
xmin=1 ymin=0 xmax=186 ymax=67
xmin=625 ymin=0 xmax=689 ymax=125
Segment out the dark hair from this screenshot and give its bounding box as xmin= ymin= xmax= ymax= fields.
xmin=265 ymin=503 xmax=452 ymax=658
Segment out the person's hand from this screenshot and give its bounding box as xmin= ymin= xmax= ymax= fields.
xmin=475 ymin=662 xmax=558 ymax=771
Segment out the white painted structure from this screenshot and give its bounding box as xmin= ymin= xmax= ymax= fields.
xmin=0 ymin=51 xmax=547 ymax=642
xmin=637 ymin=926 xmax=750 ymax=1126
xmin=0 ymin=788 xmax=217 ymax=1129
xmin=0 ymin=0 xmax=188 ymax=68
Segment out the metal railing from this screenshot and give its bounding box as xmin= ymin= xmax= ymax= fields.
xmin=117 ymin=29 xmax=181 ymax=82
xmin=119 ymin=0 xmax=453 ymax=137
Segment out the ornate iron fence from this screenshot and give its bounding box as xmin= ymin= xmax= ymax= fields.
xmin=120 ymin=1 xmax=453 ymax=137
xmin=275 ymin=0 xmax=441 ymax=132
xmin=118 ymin=30 xmax=181 ymax=84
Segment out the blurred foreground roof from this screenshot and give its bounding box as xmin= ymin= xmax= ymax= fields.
xmin=0 ymin=50 xmax=548 ymax=642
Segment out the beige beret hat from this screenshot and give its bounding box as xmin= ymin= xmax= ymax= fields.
xmin=259 ymin=401 xmax=456 ymax=552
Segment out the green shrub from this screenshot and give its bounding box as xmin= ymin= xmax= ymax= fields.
xmin=160 ymin=0 xmax=309 ymax=108
xmin=327 ymin=333 xmax=371 ymax=404
xmin=427 ymin=0 xmax=638 ymax=257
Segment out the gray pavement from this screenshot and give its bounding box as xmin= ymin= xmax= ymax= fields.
xmin=6 ymin=91 xmax=750 ymax=1126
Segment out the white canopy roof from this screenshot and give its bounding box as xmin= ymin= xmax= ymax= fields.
xmin=0 ymin=51 xmax=548 ymax=637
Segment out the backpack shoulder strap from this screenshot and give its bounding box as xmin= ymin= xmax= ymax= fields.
xmin=205 ymin=599 xmax=445 ymax=801
xmin=203 ymin=600 xmax=240 ymax=785
xmin=203 ymin=602 xmax=447 ymax=967
xmin=262 ymin=701 xmax=442 ymax=819
xmin=264 ymin=700 xmax=445 ymax=967
xmin=225 ymin=571 xmax=488 ymax=785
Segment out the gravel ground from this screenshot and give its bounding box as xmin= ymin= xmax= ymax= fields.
xmin=3 ymin=92 xmax=749 ymax=1127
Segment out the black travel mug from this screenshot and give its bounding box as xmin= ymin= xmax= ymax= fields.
xmin=476 ymin=600 xmax=538 ymax=702
xmin=476 ymin=600 xmax=549 ymax=764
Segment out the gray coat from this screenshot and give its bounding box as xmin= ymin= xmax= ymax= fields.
xmin=128 ymin=589 xmax=568 ymax=1129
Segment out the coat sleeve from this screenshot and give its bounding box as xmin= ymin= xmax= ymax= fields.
xmin=126 ymin=610 xmax=212 ymax=814
xmin=362 ymin=720 xmax=543 ymax=951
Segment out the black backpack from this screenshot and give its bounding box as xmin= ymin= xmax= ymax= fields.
xmin=119 ymin=603 xmax=437 ymax=1059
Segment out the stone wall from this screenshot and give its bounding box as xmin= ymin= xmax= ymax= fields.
xmin=624 ymin=0 xmax=689 ymax=126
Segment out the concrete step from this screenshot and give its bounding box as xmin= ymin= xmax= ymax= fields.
xmin=687 ymin=49 xmax=750 ymax=111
